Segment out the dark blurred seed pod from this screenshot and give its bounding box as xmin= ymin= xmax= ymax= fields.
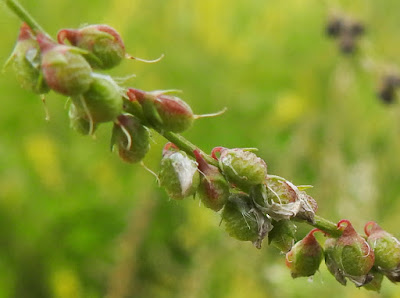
xmin=364 ymin=222 xmax=400 ymax=272
xmin=377 ymin=74 xmax=400 ymax=104
xmin=9 ymin=23 xmax=49 ymax=94
xmin=58 ymin=24 xmax=125 ymax=69
xmin=349 ymin=21 xmax=365 ymax=37
xmin=285 ymin=229 xmax=323 ymax=278
xmin=326 ymin=17 xmax=343 ymax=38
xmin=159 ymin=143 xmax=200 ymax=200
xmin=338 ymin=34 xmax=356 ymax=54
xmin=37 ymin=32 xmax=93 ymax=96
xmin=68 ymin=103 xmax=98 ymax=135
xmin=332 ymin=220 xmax=375 ymax=286
xmin=111 ymin=114 xmax=150 ymax=163
xmin=128 ymin=88 xmax=194 ymax=133
xmin=212 ymin=147 xmax=267 ymax=191
xmin=221 ymin=193 xmax=271 ymax=248
xmin=71 ymin=73 xmax=123 ymax=123
xmin=193 ymin=149 xmax=230 ymax=211
xmin=268 ymin=219 xmax=297 ymax=253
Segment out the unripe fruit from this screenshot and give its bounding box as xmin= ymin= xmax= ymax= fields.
xmin=57 ymin=25 xmax=125 ymax=69
xmin=71 ymin=73 xmax=123 ymax=123
xmin=159 ymin=143 xmax=200 ymax=200
xmin=111 ymin=114 xmax=150 ymax=163
xmin=68 ymin=103 xmax=98 ymax=135
xmin=9 ymin=23 xmax=49 ymax=94
xmin=193 ymin=149 xmax=229 ymax=211
xmin=285 ymin=229 xmax=323 ymax=278
xmin=268 ymin=219 xmax=297 ymax=253
xmin=324 ymin=237 xmax=347 ymax=285
xmin=37 ymin=32 xmax=93 ymax=96
xmin=212 ymin=147 xmax=267 ymax=191
xmin=364 ymin=221 xmax=400 ymax=271
xmin=127 ymin=88 xmax=194 ymax=132
xmin=330 ymin=220 xmax=375 ymax=286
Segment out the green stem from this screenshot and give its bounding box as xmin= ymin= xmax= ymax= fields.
xmin=309 ymin=215 xmax=342 ymax=237
xmin=4 ymin=0 xmax=49 ymax=36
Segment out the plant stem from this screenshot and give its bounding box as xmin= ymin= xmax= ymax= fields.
xmin=4 ymin=0 xmax=49 ymax=36
xmin=309 ymin=215 xmax=341 ymax=237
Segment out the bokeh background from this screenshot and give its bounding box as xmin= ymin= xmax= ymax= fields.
xmin=1 ymin=0 xmax=400 ymax=297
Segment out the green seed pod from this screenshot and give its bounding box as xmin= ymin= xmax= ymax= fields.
xmin=212 ymin=147 xmax=267 ymax=191
xmin=37 ymin=32 xmax=93 ymax=96
xmin=127 ymin=88 xmax=194 ymax=133
xmin=268 ymin=220 xmax=297 ymax=253
xmin=324 ymin=237 xmax=347 ymax=285
xmin=71 ymin=73 xmax=123 ymax=123
xmin=159 ymin=143 xmax=200 ymax=200
xmin=57 ymin=25 xmax=125 ymax=69
xmin=193 ymin=149 xmax=230 ymax=211
xmin=329 ymin=220 xmax=375 ymax=286
xmin=364 ymin=221 xmax=400 ymax=271
xmin=68 ymin=103 xmax=98 ymax=135
xmin=9 ymin=23 xmax=49 ymax=94
xmin=285 ymin=229 xmax=323 ymax=278
xmin=111 ymin=114 xmax=150 ymax=163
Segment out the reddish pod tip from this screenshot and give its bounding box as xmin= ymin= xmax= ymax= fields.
xmin=162 ymin=142 xmax=179 ymax=156
xmin=18 ymin=23 xmax=34 ymax=41
xmin=57 ymin=29 xmax=77 ymax=44
xmin=36 ymin=32 xmax=56 ymax=53
xmin=364 ymin=221 xmax=382 ymax=237
xmin=211 ymin=147 xmax=225 ymax=160
xmin=127 ymin=88 xmax=146 ymax=103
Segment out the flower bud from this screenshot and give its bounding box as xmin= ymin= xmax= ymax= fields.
xmin=111 ymin=114 xmax=150 ymax=163
xmin=37 ymin=32 xmax=93 ymax=96
xmin=193 ymin=149 xmax=229 ymax=211
xmin=9 ymin=23 xmax=49 ymax=94
xmin=364 ymin=221 xmax=400 ymax=279
xmin=159 ymin=143 xmax=200 ymax=200
xmin=221 ymin=193 xmax=272 ymax=248
xmin=68 ymin=103 xmax=98 ymax=135
xmin=127 ymin=88 xmax=194 ymax=132
xmin=331 ymin=220 xmax=375 ymax=286
xmin=71 ymin=73 xmax=123 ymax=123
xmin=268 ymin=219 xmax=297 ymax=253
xmin=212 ymin=147 xmax=267 ymax=191
xmin=57 ymin=25 xmax=125 ymax=69
xmin=285 ymin=229 xmax=323 ymax=278
xmin=324 ymin=237 xmax=347 ymax=285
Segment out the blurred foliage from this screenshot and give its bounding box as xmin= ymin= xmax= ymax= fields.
xmin=1 ymin=0 xmax=400 ymax=297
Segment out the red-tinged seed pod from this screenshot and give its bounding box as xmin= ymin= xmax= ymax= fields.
xmin=334 ymin=220 xmax=375 ymax=278
xmin=212 ymin=147 xmax=267 ymax=191
xmin=159 ymin=143 xmax=200 ymax=200
xmin=57 ymin=25 xmax=125 ymax=69
xmin=285 ymin=229 xmax=323 ymax=278
xmin=127 ymin=88 xmax=194 ymax=133
xmin=268 ymin=219 xmax=297 ymax=253
xmin=193 ymin=149 xmax=229 ymax=211
xmin=37 ymin=32 xmax=93 ymax=96
xmin=71 ymin=73 xmax=123 ymax=124
xmin=68 ymin=103 xmax=98 ymax=135
xmin=111 ymin=114 xmax=150 ymax=163
xmin=364 ymin=222 xmax=400 ymax=272
xmin=8 ymin=23 xmax=49 ymax=94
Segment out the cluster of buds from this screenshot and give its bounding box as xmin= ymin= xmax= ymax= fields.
xmin=325 ymin=14 xmax=365 ymax=54
xmin=377 ymin=73 xmax=400 ymax=104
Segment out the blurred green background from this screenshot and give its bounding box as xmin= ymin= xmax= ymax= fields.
xmin=1 ymin=0 xmax=400 ymax=297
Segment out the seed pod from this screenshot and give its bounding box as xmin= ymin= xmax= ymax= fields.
xmin=193 ymin=149 xmax=229 ymax=211
xmin=71 ymin=73 xmax=123 ymax=123
xmin=362 ymin=268 xmax=383 ymax=293
xmin=364 ymin=222 xmax=400 ymax=272
xmin=324 ymin=237 xmax=347 ymax=285
xmin=212 ymin=147 xmax=267 ymax=191
xmin=127 ymin=88 xmax=194 ymax=132
xmin=68 ymin=103 xmax=98 ymax=135
xmin=221 ymin=193 xmax=271 ymax=248
xmin=57 ymin=25 xmax=125 ymax=69
xmin=159 ymin=143 xmax=200 ymax=200
xmin=111 ymin=114 xmax=150 ymax=163
xmin=326 ymin=17 xmax=343 ymax=38
xmin=268 ymin=219 xmax=297 ymax=253
xmin=349 ymin=21 xmax=365 ymax=37
xmin=331 ymin=220 xmax=375 ymax=286
xmin=37 ymin=32 xmax=93 ymax=96
xmin=8 ymin=23 xmax=49 ymax=94
xmin=285 ymin=229 xmax=323 ymax=278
